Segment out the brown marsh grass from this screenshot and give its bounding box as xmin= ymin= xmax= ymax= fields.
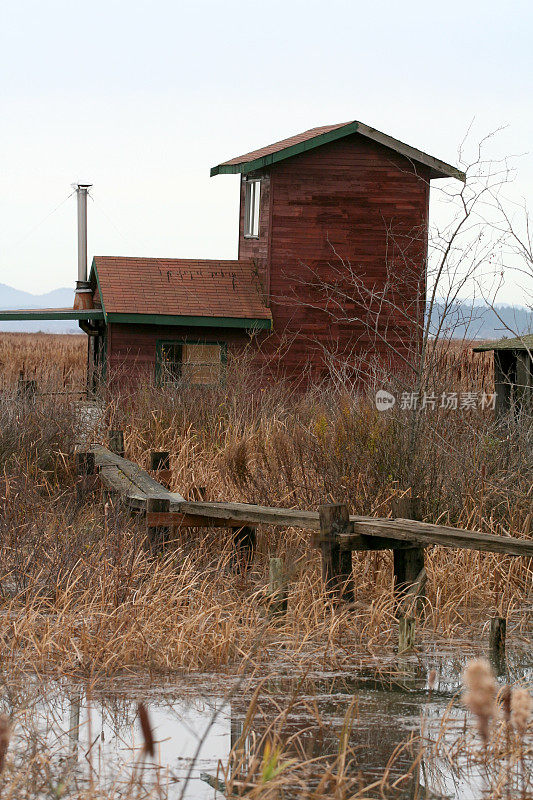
xmin=0 ymin=333 xmax=530 ymax=680
xmin=0 ymin=332 xmax=85 ymax=391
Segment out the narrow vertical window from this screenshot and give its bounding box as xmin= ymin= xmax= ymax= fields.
xmin=244 ymin=179 xmax=261 ymax=237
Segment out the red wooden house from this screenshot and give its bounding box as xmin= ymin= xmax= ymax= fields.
xmin=0 ymin=120 xmax=464 ymax=388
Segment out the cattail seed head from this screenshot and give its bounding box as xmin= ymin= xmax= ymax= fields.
xmin=501 ymin=685 xmax=512 ymax=724
xmin=462 ymin=658 xmax=497 ymax=745
xmin=138 ymin=702 xmax=154 ymax=758
xmin=0 ymin=714 xmax=10 ymax=774
xmin=510 ymin=687 xmax=532 ymax=735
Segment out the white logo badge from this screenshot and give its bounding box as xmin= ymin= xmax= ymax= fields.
xmin=375 ymin=390 xmax=396 ymax=412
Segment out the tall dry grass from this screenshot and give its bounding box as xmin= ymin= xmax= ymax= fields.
xmin=0 ymin=332 xmax=85 ymax=392
xmin=0 ymin=333 xmax=530 ymax=679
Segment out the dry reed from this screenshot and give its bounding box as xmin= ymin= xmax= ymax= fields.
xmin=0 ymin=333 xmax=529 ymax=680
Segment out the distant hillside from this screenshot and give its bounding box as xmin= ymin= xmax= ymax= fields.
xmin=0 ymin=284 xmax=79 ymax=333
xmin=0 ymin=282 xmax=531 ymax=340
xmin=431 ymin=302 xmax=533 ymax=341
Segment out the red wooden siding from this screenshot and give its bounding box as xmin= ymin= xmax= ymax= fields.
xmin=106 ymin=323 xmax=253 ymax=383
xmin=238 ymin=173 xmax=272 ymax=301
xmin=260 ymin=132 xmax=430 ymax=380
xmin=102 ymin=131 xmax=431 ymax=387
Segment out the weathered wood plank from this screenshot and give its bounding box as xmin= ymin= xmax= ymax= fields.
xmin=92 ymin=445 xmax=185 ymax=502
xmin=98 ymin=465 xmax=143 ymax=498
xmin=312 ymin=531 xmax=413 ymax=551
xmin=169 ymin=499 xmax=321 ymax=529
xmin=146 ymin=511 xmax=236 ymax=528
xmin=171 ymin=500 xmax=533 ymax=558
xmin=345 ymin=518 xmax=533 ymax=558
xmin=89 ymin=448 xmax=533 ymax=559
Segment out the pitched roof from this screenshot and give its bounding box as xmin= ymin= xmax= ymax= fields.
xmin=211 ymin=120 xmax=465 ymax=181
xmin=92 ymin=257 xmax=272 ymax=327
xmin=473 ymin=334 xmax=533 ymax=352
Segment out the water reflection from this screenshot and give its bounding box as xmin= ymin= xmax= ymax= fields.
xmin=0 ymin=645 xmax=530 ymax=799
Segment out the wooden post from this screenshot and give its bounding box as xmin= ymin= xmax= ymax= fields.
xmin=17 ymin=371 xmax=37 ymax=400
xmin=109 ymin=429 xmax=125 ymax=458
xmin=398 ymin=616 xmax=416 ymax=653
xmin=146 ymin=497 xmax=171 ymax=551
xmin=232 ymin=525 xmax=256 ymax=571
xmin=268 ymin=557 xmax=288 ymax=615
xmin=318 ymin=504 xmax=354 ymax=604
xmin=150 ymin=451 xmax=169 ymax=471
xmin=75 ymin=451 xmax=98 ymax=502
xmin=489 ymin=616 xmax=506 ymax=657
xmin=392 ymin=495 xmax=425 ymax=610
xmin=75 ymin=451 xmax=95 ymax=477
xmin=149 ymin=451 xmax=171 ymax=489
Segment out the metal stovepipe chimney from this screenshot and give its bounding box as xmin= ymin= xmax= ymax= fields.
xmin=74 ymin=183 xmax=93 ymax=310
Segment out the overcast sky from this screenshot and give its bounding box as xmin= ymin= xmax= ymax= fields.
xmin=1 ymin=0 xmax=532 ymax=302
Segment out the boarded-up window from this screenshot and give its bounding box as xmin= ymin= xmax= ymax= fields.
xmin=157 ymin=341 xmax=224 ymax=385
xmin=182 ymin=343 xmax=223 ymax=385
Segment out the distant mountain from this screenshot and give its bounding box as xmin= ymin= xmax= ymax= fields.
xmin=0 ymin=284 xmax=79 ymax=333
xmin=0 ymin=281 xmax=531 ymax=340
xmin=430 ymin=302 xmax=533 ymax=341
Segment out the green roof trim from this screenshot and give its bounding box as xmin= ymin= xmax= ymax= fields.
xmin=210 ymin=122 xmax=359 ymax=176
xmin=211 ymin=120 xmax=466 ymax=181
xmin=90 ymin=259 xmax=107 ymax=321
xmin=473 ymin=334 xmax=533 ymax=352
xmin=107 ymin=313 xmax=272 ymax=329
xmin=0 ymin=308 xmax=104 ymax=321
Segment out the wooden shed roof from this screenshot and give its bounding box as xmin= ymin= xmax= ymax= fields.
xmin=211 ymin=120 xmax=466 ymax=181
xmin=92 ymin=257 xmax=272 ymax=329
xmin=473 ymin=334 xmax=533 ymax=352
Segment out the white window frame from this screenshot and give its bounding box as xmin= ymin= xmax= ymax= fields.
xmin=244 ymin=178 xmax=261 ymax=238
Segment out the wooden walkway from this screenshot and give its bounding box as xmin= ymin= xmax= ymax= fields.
xmin=88 ymin=445 xmax=533 ymax=559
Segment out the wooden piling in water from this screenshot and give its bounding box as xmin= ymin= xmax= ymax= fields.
xmin=489 ymin=616 xmax=506 ymax=656
xmin=398 ymin=616 xmax=416 ymax=653
xmin=318 ymin=503 xmax=354 ymax=604
xmin=392 ymin=495 xmax=425 ymax=611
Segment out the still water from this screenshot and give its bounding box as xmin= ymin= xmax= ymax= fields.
xmin=1 ymin=644 xmax=531 ymax=799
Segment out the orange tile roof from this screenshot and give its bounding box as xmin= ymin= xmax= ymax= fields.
xmin=92 ymin=257 xmax=271 ymax=321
